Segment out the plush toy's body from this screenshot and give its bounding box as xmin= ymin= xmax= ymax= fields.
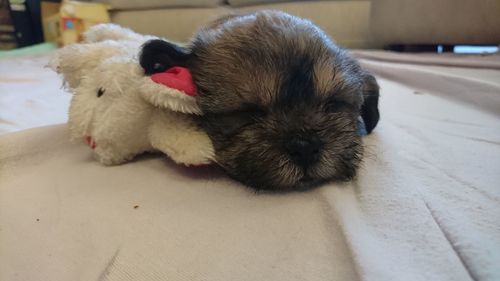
xmin=51 ymin=24 xmax=214 ymax=166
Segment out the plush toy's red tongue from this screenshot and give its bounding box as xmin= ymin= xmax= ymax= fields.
xmin=150 ymin=66 xmax=197 ymax=96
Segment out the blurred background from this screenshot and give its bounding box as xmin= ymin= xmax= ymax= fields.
xmin=1 ymin=0 xmax=499 ymax=52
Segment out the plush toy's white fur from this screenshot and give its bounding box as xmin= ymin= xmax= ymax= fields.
xmin=50 ymin=24 xmax=214 ymax=166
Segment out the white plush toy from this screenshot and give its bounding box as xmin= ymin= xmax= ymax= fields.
xmin=50 ymin=24 xmax=214 ymax=166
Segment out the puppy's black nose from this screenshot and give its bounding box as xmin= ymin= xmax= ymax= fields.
xmin=285 ymin=137 xmax=321 ymax=167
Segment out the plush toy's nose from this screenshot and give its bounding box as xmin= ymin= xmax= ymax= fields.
xmin=84 ymin=136 xmax=96 ymax=150
xmin=150 ymin=66 xmax=197 ymax=96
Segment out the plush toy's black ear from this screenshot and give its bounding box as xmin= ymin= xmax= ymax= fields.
xmin=360 ymin=73 xmax=380 ymax=134
xmin=140 ymin=39 xmax=191 ymax=75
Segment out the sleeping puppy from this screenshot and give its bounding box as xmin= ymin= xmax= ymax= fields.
xmin=140 ymin=10 xmax=380 ymax=191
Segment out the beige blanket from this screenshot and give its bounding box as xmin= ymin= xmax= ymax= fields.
xmin=1 ymin=51 xmax=499 ymax=281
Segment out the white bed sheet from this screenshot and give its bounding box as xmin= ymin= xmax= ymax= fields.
xmin=0 ymin=54 xmax=70 ymax=134
xmin=1 ymin=51 xmax=499 ymax=281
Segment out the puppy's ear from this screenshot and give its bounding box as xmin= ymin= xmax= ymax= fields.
xmin=360 ymin=73 xmax=380 ymax=134
xmin=140 ymin=39 xmax=191 ymax=75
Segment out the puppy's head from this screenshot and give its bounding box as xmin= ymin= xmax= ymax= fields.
xmin=140 ymin=11 xmax=380 ymax=191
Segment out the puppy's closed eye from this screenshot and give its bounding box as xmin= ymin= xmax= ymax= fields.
xmin=203 ymin=105 xmax=265 ymax=136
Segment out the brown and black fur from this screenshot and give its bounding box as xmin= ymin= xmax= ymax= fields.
xmin=140 ymin=11 xmax=380 ymax=191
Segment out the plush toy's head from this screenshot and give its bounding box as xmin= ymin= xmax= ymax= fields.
xmin=52 ymin=40 xmax=201 ymax=142
xmin=49 ymin=24 xmax=217 ymax=165
xmin=49 ymin=24 xmax=213 ymax=165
